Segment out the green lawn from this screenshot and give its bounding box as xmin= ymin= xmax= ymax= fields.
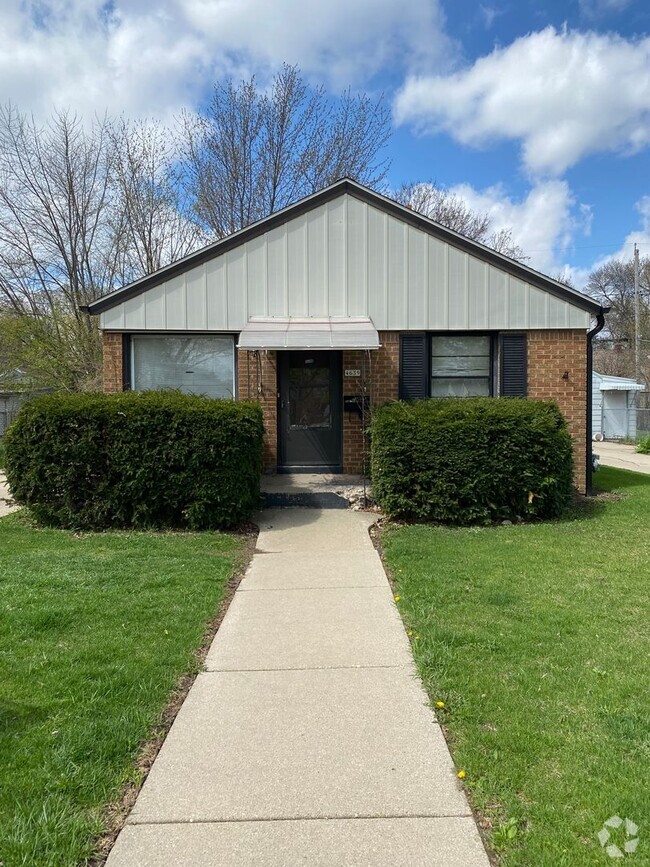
xmin=0 ymin=511 xmax=245 ymax=867
xmin=382 ymin=467 xmax=649 ymax=865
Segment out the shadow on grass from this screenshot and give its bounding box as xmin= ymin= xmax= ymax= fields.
xmin=596 ymin=466 xmax=650 ymax=489
xmin=557 ymin=494 xmax=610 ymax=524
xmin=0 ymin=699 xmax=49 ymax=735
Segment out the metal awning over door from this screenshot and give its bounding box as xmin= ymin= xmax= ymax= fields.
xmin=237 ymin=317 xmax=380 ymax=350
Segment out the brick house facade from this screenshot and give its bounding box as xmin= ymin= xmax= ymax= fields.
xmin=103 ymin=326 xmax=590 ymax=491
xmin=91 ymin=179 xmax=605 ymax=496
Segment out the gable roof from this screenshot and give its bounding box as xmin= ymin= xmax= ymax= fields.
xmin=85 ymin=177 xmax=604 ymax=317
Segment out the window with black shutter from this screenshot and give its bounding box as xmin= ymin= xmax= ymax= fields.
xmin=430 ymin=335 xmax=491 ymax=397
xmin=399 ymin=332 xmax=528 ymax=401
xmin=399 ymin=334 xmax=428 ymax=400
xmin=500 ymin=334 xmax=527 ymax=397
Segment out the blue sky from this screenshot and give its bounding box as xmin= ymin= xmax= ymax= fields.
xmin=2 ymin=0 xmax=649 ymax=286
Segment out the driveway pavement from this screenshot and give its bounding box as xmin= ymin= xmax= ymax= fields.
xmin=107 ymin=509 xmax=490 ymax=866
xmin=596 ymin=441 xmax=650 ymax=475
xmin=0 ymin=472 xmax=18 ymax=517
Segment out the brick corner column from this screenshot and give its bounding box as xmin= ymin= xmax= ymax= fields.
xmin=527 ymin=329 xmax=588 ymax=494
xmin=237 ymin=348 xmax=278 ymax=473
xmin=102 ymin=332 xmax=124 ymax=393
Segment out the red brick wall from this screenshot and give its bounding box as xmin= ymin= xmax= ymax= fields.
xmin=102 ymin=329 xmax=587 ymax=489
xmin=103 ymin=332 xmax=123 ymax=393
xmin=341 ymin=332 xmax=399 ymax=473
xmin=528 ymin=329 xmax=587 ymax=493
xmin=237 ymin=349 xmax=278 ymax=471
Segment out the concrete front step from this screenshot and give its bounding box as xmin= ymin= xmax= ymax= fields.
xmin=260 ymin=473 xmax=371 ymax=509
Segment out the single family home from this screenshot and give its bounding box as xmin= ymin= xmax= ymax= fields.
xmin=85 ymin=178 xmax=607 ymax=492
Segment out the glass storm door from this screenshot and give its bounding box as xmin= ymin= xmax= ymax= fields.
xmin=278 ymin=351 xmax=342 ymax=471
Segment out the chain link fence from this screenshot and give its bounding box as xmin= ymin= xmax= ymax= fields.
xmin=637 ymin=407 xmax=650 ymax=439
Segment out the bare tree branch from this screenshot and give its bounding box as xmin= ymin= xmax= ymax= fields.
xmin=395 ymin=181 xmax=529 ymax=263
xmin=177 ymin=65 xmax=391 ymax=237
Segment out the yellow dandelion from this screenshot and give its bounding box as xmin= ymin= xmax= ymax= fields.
xmin=407 ymin=630 xmax=413 ymax=637
xmin=457 ymin=770 xmax=466 ymax=779
xmin=394 ymin=595 xmax=400 ymax=602
xmin=436 ymin=701 xmax=445 ymax=709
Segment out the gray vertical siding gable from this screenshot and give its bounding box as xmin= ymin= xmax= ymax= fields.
xmin=100 ymin=195 xmax=591 ymax=332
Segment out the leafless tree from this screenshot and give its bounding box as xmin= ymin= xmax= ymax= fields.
xmin=0 ymin=105 xmax=119 ymax=318
xmin=395 ymin=181 xmax=528 ymax=262
xmin=587 ymin=256 xmax=650 ymax=384
xmin=178 ymin=65 xmax=391 ymax=237
xmin=109 ymin=118 xmax=206 ymax=282
xmin=0 ymin=106 xmax=120 ymax=387
xmin=0 ymin=106 xmax=212 ymax=389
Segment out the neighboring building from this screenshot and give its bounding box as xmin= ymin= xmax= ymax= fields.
xmin=85 ymin=179 xmax=606 ymax=493
xmin=592 ymin=372 xmax=645 ymax=441
xmin=0 ymin=389 xmax=52 ymax=437
xmin=0 ymin=391 xmax=23 ymax=437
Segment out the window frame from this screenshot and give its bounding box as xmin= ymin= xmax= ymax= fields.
xmin=129 ymin=332 xmax=237 ymax=400
xmin=428 ymin=332 xmax=496 ymax=398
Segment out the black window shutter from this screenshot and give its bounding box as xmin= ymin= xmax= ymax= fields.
xmin=122 ymin=334 xmax=132 ymax=391
xmin=399 ymin=333 xmax=428 ymax=400
xmin=500 ymin=334 xmax=527 ymax=396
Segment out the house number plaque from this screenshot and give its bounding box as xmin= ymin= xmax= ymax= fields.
xmin=345 ymin=369 xmax=361 ymax=377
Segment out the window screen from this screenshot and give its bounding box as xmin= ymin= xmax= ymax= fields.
xmin=132 ymin=336 xmax=235 ymax=399
xmin=430 ymin=335 xmax=491 ymax=397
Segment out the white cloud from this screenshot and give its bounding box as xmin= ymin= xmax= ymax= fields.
xmin=0 ymin=0 xmax=452 ymax=121
xmin=394 ymin=26 xmax=650 ymax=176
xmin=579 ymin=0 xmax=633 ymax=20
xmin=445 ymin=179 xmax=586 ymax=274
xmin=589 ymin=196 xmax=650 ymax=270
xmin=184 ymin=0 xmax=453 ymax=89
xmin=557 ymin=196 xmax=650 ymax=289
xmin=479 ymin=5 xmax=503 ymax=29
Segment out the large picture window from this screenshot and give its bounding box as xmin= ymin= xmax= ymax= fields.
xmin=430 ymin=335 xmax=491 ymax=397
xmin=131 ymin=335 xmax=235 ymax=399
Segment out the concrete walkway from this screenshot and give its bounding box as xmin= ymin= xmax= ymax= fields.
xmin=107 ymin=509 xmax=489 ymax=866
xmin=0 ymin=472 xmax=18 ymax=517
xmin=596 ymin=441 xmax=650 ymax=475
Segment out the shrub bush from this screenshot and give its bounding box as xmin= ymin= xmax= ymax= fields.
xmin=3 ymin=391 xmax=264 ymax=530
xmin=371 ymin=398 xmax=574 ymax=524
xmin=636 ymin=435 xmax=650 ymax=455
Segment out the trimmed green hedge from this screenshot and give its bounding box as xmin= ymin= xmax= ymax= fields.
xmin=371 ymin=398 xmax=574 ymax=524
xmin=3 ymin=391 xmax=264 ymax=530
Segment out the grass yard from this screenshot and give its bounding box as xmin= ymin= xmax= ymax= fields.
xmin=0 ymin=511 xmax=246 ymax=867
xmin=382 ymin=467 xmax=649 ymax=865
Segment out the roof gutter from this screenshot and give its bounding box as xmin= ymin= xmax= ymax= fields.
xmin=586 ymin=307 xmax=608 ymax=494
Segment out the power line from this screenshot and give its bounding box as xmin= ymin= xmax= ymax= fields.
xmin=523 ymin=241 xmax=650 ymax=254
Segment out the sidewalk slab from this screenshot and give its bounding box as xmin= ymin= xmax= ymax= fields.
xmin=127 ymin=667 xmax=468 ymax=824
xmin=255 ymin=509 xmax=376 ymax=553
xmin=106 ymin=507 xmax=490 ymax=867
xmin=108 ymin=817 xmax=490 ymax=867
xmin=240 ymin=550 xmax=387 ymax=590
xmin=596 ymin=441 xmax=650 ymax=475
xmin=205 ymin=586 xmax=412 ymax=671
